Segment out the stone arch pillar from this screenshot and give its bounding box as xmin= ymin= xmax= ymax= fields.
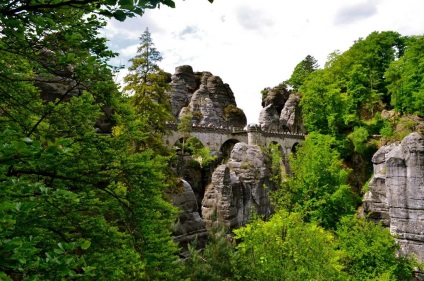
xmin=247 ymin=124 xmax=262 ymax=146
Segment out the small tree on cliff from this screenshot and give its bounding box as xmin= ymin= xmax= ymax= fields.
xmin=178 ymin=114 xmax=193 ymax=156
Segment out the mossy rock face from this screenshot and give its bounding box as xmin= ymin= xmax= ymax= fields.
xmin=380 ymin=115 xmax=424 ymax=143
xmin=192 ymin=110 xmax=203 ymax=119
xmin=224 ymin=104 xmax=247 ymax=128
xmin=261 ymin=83 xmax=290 ymax=114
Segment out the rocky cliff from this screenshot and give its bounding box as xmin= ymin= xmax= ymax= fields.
xmin=259 ymin=84 xmax=305 ymax=133
xmin=167 ymin=65 xmax=247 ymax=128
xmin=169 ymin=179 xmax=208 ymax=257
xmin=201 ymin=142 xmax=274 ymax=230
xmin=363 ymin=133 xmax=424 ymax=263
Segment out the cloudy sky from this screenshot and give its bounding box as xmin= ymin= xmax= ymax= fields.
xmin=103 ymin=0 xmax=424 ymax=124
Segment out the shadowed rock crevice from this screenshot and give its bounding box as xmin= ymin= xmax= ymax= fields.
xmin=169 ymin=179 xmax=208 ymax=257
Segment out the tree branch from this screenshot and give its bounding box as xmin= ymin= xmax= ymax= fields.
xmin=1 ymin=0 xmax=97 ymax=17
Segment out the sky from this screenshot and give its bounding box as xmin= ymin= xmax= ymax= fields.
xmin=103 ymin=0 xmax=424 ymax=124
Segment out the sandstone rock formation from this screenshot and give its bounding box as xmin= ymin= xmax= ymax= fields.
xmin=363 ymin=133 xmax=424 ymax=263
xmin=259 ymin=104 xmax=280 ymax=132
xmin=279 ymin=93 xmax=304 ymax=133
xmin=201 ymin=142 xmax=274 ymax=230
xmin=169 ymin=180 xmax=208 ymax=256
xmin=259 ymin=85 xmax=304 ymax=133
xmin=363 ymin=143 xmax=397 ymax=227
xmin=167 ymin=65 xmax=247 ymax=128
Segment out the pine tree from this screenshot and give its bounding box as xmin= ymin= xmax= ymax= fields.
xmin=286 ymin=55 xmax=319 ymax=92
xmin=124 ymin=28 xmax=174 ymax=152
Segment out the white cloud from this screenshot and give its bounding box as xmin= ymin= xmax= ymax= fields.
xmin=105 ymin=0 xmax=424 ymax=124
xmin=334 ymin=0 xmax=378 ymax=25
xmin=236 ymin=5 xmax=274 ymax=30
xmin=119 ymin=44 xmax=139 ymax=59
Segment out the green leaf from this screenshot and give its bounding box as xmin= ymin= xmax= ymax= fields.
xmin=58 ymin=243 xmax=65 ymax=251
xmin=0 ymin=272 xmax=12 ymax=281
xmin=162 ymin=0 xmax=175 ymax=8
xmin=119 ymin=0 xmax=132 ymax=6
xmin=80 ymin=240 xmax=91 ymax=250
xmin=113 ymin=10 xmax=127 ymax=21
xmin=66 ymin=53 xmax=75 ymax=62
xmin=23 ymin=137 xmax=33 ymax=143
xmin=82 ymin=266 xmax=96 ymax=273
xmin=54 ymin=248 xmax=64 ymax=254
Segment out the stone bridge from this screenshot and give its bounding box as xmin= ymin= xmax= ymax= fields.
xmin=165 ymin=123 xmax=305 ymax=157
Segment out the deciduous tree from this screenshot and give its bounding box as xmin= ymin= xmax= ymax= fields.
xmin=232 ymin=211 xmax=345 ymax=281
xmin=337 ymin=216 xmax=417 ymax=281
xmin=278 ymin=133 xmax=359 ymax=229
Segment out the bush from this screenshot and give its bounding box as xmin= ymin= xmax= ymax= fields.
xmin=336 ymin=216 xmax=417 ymax=281
xmin=232 ymin=211 xmax=345 ymax=281
xmin=184 ymin=225 xmax=235 ymax=281
xmin=348 ymin=126 xmax=369 ymax=153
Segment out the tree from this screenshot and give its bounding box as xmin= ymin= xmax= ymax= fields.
xmin=184 ymin=225 xmax=235 ymax=281
xmin=348 ymin=126 xmax=369 ymax=154
xmin=0 ymin=1 xmax=186 ymax=280
xmin=385 ymin=35 xmax=424 ymax=116
xmin=177 ymin=114 xmax=193 ymax=156
xmin=0 ymin=0 xmax=213 ymax=23
xmin=231 ymin=211 xmax=345 ymax=280
xmin=337 ymin=216 xmax=417 ymax=280
xmin=299 ymin=31 xmax=406 ymax=134
xmin=299 ymin=69 xmax=348 ymax=135
xmin=277 ymin=133 xmax=358 ymax=230
xmin=124 ymin=27 xmax=175 ymax=152
xmin=286 ymin=55 xmax=319 ymax=92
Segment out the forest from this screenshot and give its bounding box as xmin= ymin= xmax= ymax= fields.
xmin=0 ymin=0 xmax=423 ymax=280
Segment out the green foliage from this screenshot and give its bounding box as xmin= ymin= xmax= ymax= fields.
xmin=299 ymin=31 xmax=406 ymax=135
xmin=286 ymin=55 xmax=319 ymax=92
xmin=267 ymin=143 xmax=285 ymax=187
xmin=0 ymin=108 xmax=183 ymax=279
xmin=0 ymin=0 xmax=212 ymax=24
xmin=380 ymin=120 xmax=394 ymax=137
xmin=348 ymin=126 xmax=369 ymax=153
xmin=386 ymin=35 xmax=424 ymax=116
xmin=0 ymin=2 xmax=185 ymax=280
xmin=223 ymin=104 xmax=247 ymax=125
xmin=124 ymin=28 xmax=175 ymax=152
xmin=337 ymin=216 xmax=417 ymax=281
xmin=300 ymin=69 xmax=348 ymax=135
xmin=232 ymin=211 xmax=345 ymax=281
xmin=184 ymin=225 xmax=235 ymax=281
xmin=178 ymin=114 xmax=193 ymax=139
xmin=186 ymin=137 xmax=217 ymax=167
xmin=281 ymin=133 xmax=359 ymax=229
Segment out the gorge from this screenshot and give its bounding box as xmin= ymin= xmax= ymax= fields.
xmin=165 ymin=65 xmax=424 ymax=273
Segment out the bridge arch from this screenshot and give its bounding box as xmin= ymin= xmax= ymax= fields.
xmin=164 ymin=124 xmax=305 ymax=158
xmin=267 ymin=141 xmax=290 ymax=176
xmin=173 ymin=136 xmax=206 ymax=155
xmin=291 ymin=142 xmax=300 ymax=155
xmin=220 ymin=138 xmax=241 ymax=162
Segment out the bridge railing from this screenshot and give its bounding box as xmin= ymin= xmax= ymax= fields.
xmin=165 ymin=122 xmax=306 ymax=139
xmin=166 ymin=122 xmax=245 ymax=134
